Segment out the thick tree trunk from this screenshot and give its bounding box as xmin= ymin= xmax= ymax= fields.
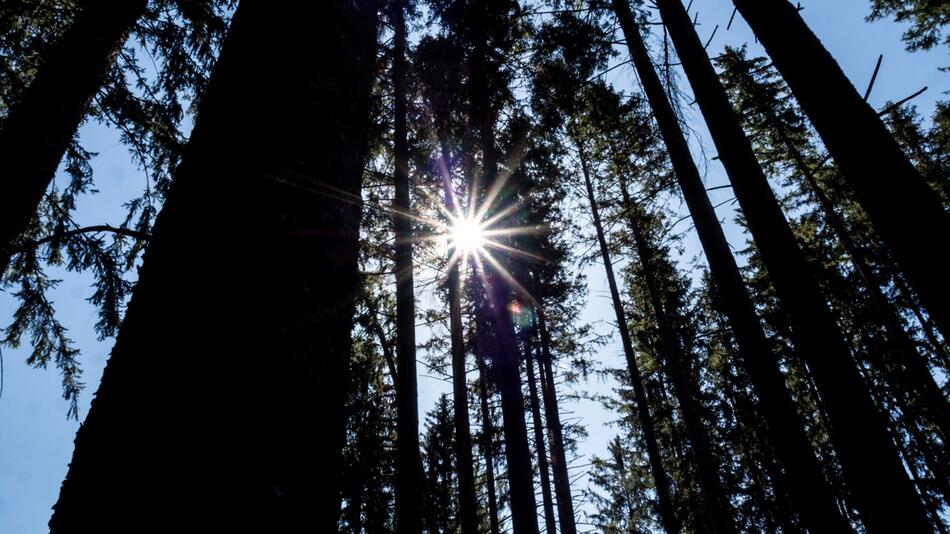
xmin=657 ymin=2 xmax=931 ymax=531
xmin=525 ymin=333 xmax=558 ymax=534
xmin=49 ymin=1 xmax=378 ymax=531
xmin=391 ymin=3 xmax=425 ymax=533
xmin=0 ymin=0 xmax=147 ymax=272
xmin=477 ymin=356 xmax=502 ymax=534
xmin=609 ymin=2 xmax=852 ymax=533
xmin=783 ymin=141 xmax=950 ymax=451
xmin=574 ymin=135 xmax=681 ymax=534
xmin=731 ymin=0 xmax=950 ymax=342
xmin=536 ymin=310 xmax=577 ymax=534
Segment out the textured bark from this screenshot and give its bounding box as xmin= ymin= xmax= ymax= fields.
xmin=536 ymin=311 xmax=577 ymax=534
xmin=610 ymin=2 xmax=853 ymax=533
xmin=731 ymin=0 xmax=950 ymax=342
xmin=0 ymin=0 xmax=147 ymax=272
xmin=391 ymin=2 xmax=425 ymax=533
xmin=657 ymin=2 xmax=930 ymax=531
xmin=574 ymin=136 xmax=681 ymax=534
xmin=49 ymin=1 xmax=378 ymax=531
xmin=525 ymin=333 xmax=558 ymax=534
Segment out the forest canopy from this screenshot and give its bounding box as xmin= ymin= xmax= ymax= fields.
xmin=0 ymin=0 xmax=948 ymax=532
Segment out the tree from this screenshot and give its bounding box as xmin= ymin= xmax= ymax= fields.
xmin=49 ymin=1 xmax=379 ymax=531
xmin=732 ymin=0 xmax=950 ymax=343
xmin=389 ymin=2 xmax=427 ymax=532
xmin=0 ymin=0 xmax=148 ymax=273
xmin=608 ymin=2 xmax=851 ymax=531
xmin=866 ymin=0 xmax=950 ymax=51
xmin=657 ymin=1 xmax=929 ymax=530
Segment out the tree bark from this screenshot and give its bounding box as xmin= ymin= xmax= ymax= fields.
xmin=656 ymin=2 xmax=931 ymax=530
xmin=610 ymin=2 xmax=853 ymax=533
xmin=536 ymin=310 xmax=577 ymax=534
xmin=525 ymin=332 xmax=558 ymax=534
xmin=49 ymin=1 xmax=378 ymax=531
xmin=391 ymin=2 xmax=425 ymax=533
xmin=574 ymin=134 xmax=681 ymax=534
xmin=0 ymin=0 xmax=148 ymax=273
xmin=731 ymin=0 xmax=950 ymax=343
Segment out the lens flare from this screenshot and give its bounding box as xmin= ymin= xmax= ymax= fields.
xmin=449 ymin=216 xmax=487 ymax=252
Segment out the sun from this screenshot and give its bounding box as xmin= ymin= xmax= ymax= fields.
xmin=449 ymin=215 xmax=487 ymax=252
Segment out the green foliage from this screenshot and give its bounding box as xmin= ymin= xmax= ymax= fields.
xmin=866 ymin=0 xmax=950 ymax=51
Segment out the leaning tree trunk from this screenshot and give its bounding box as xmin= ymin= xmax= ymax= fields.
xmin=536 ymin=310 xmax=578 ymax=534
xmin=525 ymin=333 xmax=558 ymax=534
xmin=606 ymin=161 xmax=737 ymax=534
xmin=49 ymin=1 xmax=378 ymax=532
xmin=657 ymin=2 xmax=931 ymax=530
xmin=0 ymin=0 xmax=148 ymax=273
xmin=610 ymin=2 xmax=852 ymax=532
xmin=390 ymin=3 xmax=425 ymax=533
xmin=781 ymin=139 xmax=950 ymax=452
xmin=731 ymin=0 xmax=950 ymax=342
xmin=574 ymin=135 xmax=681 ymax=534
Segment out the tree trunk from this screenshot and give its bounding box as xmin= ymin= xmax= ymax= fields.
xmin=525 ymin=332 xmax=558 ymax=534
xmin=0 ymin=0 xmax=148 ymax=272
xmin=49 ymin=1 xmax=378 ymax=531
xmin=607 ymin=161 xmax=737 ymax=534
xmin=573 ymin=134 xmax=681 ymax=534
xmin=450 ymin=259 xmax=480 ymax=534
xmin=731 ymin=0 xmax=950 ymax=342
xmin=468 ymin=4 xmax=539 ymax=531
xmin=783 ymin=140 xmax=950 ymax=451
xmin=477 ymin=355 xmax=502 ymax=534
xmin=537 ymin=310 xmax=577 ymax=534
xmin=609 ymin=3 xmax=853 ymax=533
xmin=656 ymin=2 xmax=931 ymax=530
xmin=391 ymin=2 xmax=425 ymax=533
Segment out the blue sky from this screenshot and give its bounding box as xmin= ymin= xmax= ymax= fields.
xmin=1 ymin=1 xmax=946 ymax=532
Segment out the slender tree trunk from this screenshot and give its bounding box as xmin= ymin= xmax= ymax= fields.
xmin=0 ymin=0 xmax=148 ymax=272
xmin=477 ymin=356 xmax=502 ymax=534
xmin=656 ymin=3 xmax=931 ymax=530
xmin=49 ymin=1 xmax=378 ymax=531
xmin=573 ymin=135 xmax=681 ymax=534
xmin=536 ymin=310 xmax=577 ymax=534
xmin=391 ymin=3 xmax=425 ymax=532
xmin=607 ymin=163 xmax=737 ymax=534
xmin=731 ymin=0 xmax=950 ymax=342
xmin=468 ymin=4 xmax=539 ymax=531
xmin=609 ymin=3 xmax=852 ymax=533
xmin=525 ymin=333 xmax=558 ymax=534
xmin=450 ymin=258 xmax=480 ymax=534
